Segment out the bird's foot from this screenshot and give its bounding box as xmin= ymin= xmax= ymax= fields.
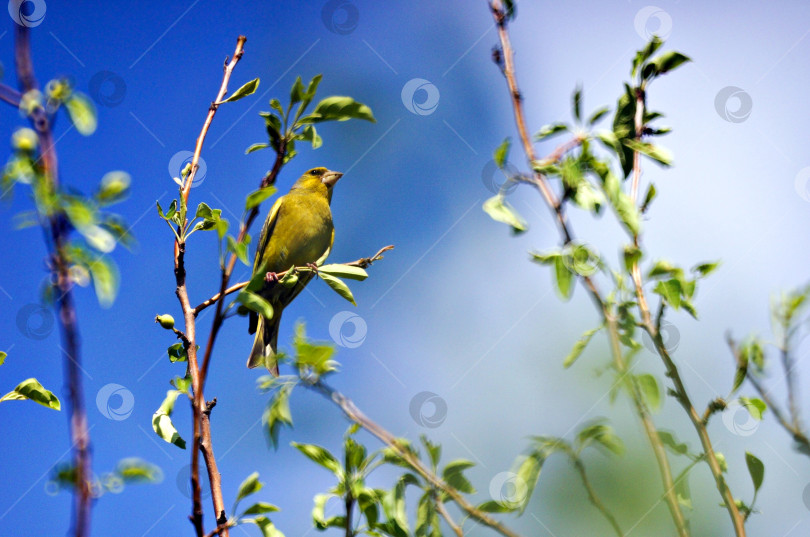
xmin=264 ymin=271 xmax=279 ymax=284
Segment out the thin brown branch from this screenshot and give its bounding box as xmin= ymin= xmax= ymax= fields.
xmin=174 ymin=35 xmax=247 ymax=537
xmin=311 ymin=380 xmax=524 ymax=537
xmin=727 ymin=337 xmax=810 ymax=454
xmin=627 ymin=77 xmax=745 ymax=536
xmin=435 ymin=496 xmax=464 ymax=537
xmin=15 ymin=24 xmax=92 ymax=537
xmin=0 ymin=81 xmax=22 ymax=107
xmin=488 ymin=3 xmax=688 ymax=535
xmin=192 ymin=245 xmax=394 ymax=315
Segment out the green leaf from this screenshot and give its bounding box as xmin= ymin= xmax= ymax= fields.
xmin=167 ymin=343 xmax=188 ymax=363
xmin=415 ymin=491 xmax=440 ymax=537
xmin=245 ymin=143 xmax=269 ymax=155
xmin=623 ymin=139 xmax=673 ymax=167
xmin=245 ymin=186 xmax=277 ymax=210
xmin=572 ymin=85 xmax=583 ymax=122
xmin=553 ymin=256 xmax=574 ymax=300
xmin=692 ymin=261 xmax=720 ymax=278
xmin=95 ymin=171 xmax=131 ymax=206
xmin=244 ymin=516 xmax=285 ymax=537
xmin=0 ymin=351 xmax=6 ymax=366
xmin=290 ymin=76 xmax=305 ymax=105
xmin=633 ymin=36 xmax=663 ymax=77
xmin=576 ymin=421 xmax=624 ymax=455
xmin=651 ymin=51 xmax=691 ymax=75
xmin=476 ymin=500 xmax=514 ymax=513
xmin=442 ymin=460 xmax=476 ymax=494
xmin=637 ymin=373 xmax=662 ymax=412
xmin=658 ymin=431 xmax=689 ymax=456
xmin=611 ymin=84 xmax=636 ymax=177
xmin=305 ymin=96 xmax=376 ymax=123
xmin=564 ymin=325 xmax=602 ymax=368
xmin=674 ymin=473 xmax=692 ymax=510
xmin=222 ymin=78 xmax=260 ymax=103
xmin=745 ymin=452 xmax=764 ymax=493
xmin=88 ymin=257 xmax=119 ymax=308
xmin=114 ymin=458 xmax=162 ymax=483
xmin=739 ymin=397 xmax=766 ymax=420
xmin=297 ymin=124 xmax=322 ymax=149
xmin=0 ymin=378 xmax=61 ymax=410
xmin=512 ymin=452 xmax=543 ymax=514
xmin=534 ymin=123 xmax=568 ymax=141
xmin=235 ymin=472 xmax=263 ymax=506
xmin=587 ymin=106 xmax=610 ymax=125
xmin=623 ymin=245 xmax=642 ymax=273
xmin=237 ymin=291 xmax=274 ymax=320
xmin=242 ymin=502 xmax=280 ymax=516
xmin=641 ymin=182 xmax=657 ymax=213
xmin=151 ymin=390 xmax=186 ymax=449
xmin=195 ymin=202 xmax=213 ymax=219
xmin=312 ymin=493 xmax=339 ymax=529
xmin=292 ymin=324 xmax=339 ymax=376
xmin=319 ymin=273 xmax=356 ymax=305
xmin=318 ymin=264 xmax=368 ymax=281
xmin=227 ymin=235 xmax=250 ymax=266
xmin=482 ymin=195 xmax=527 ymax=234
xmin=653 ymin=279 xmax=682 ymax=309
xmin=264 ymin=384 xmax=293 ymax=449
xmin=421 ymin=436 xmax=441 ymax=468
xmin=494 ymin=138 xmax=511 ymax=168
xmin=291 ymin=443 xmax=342 ymax=475
xmin=65 ymin=93 xmax=98 ymax=135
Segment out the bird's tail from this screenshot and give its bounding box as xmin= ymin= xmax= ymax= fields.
xmin=247 ymin=314 xmax=280 ymax=375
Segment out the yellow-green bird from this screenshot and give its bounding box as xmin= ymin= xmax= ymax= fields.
xmin=247 ymin=167 xmax=343 ymax=373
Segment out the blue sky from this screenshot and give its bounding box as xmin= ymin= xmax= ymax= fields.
xmin=2 ymin=1 xmax=810 ymax=536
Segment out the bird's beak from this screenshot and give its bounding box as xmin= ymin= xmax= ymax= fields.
xmin=321 ymin=170 xmax=343 ymax=188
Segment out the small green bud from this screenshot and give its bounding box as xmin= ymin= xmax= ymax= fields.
xmin=181 ymin=162 xmax=193 ymax=178
xmin=11 ymin=128 xmax=38 ymax=152
xmin=155 ymin=314 xmax=175 ymax=329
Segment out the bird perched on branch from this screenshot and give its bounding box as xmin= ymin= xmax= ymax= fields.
xmin=247 ymin=167 xmax=343 ymax=373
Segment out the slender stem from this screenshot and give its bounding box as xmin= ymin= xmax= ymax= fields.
xmin=627 ymin=78 xmax=745 ymax=536
xmin=570 ymin=456 xmax=624 ymax=537
xmin=174 ymin=35 xmax=247 ymax=537
xmin=0 ymin=81 xmax=21 ymax=107
xmin=15 ymin=24 xmax=92 ymax=537
xmin=488 ymin=3 xmax=688 ymax=534
xmin=727 ymin=338 xmax=810 ymax=454
xmin=780 ymin=332 xmax=801 ymax=430
xmin=310 ymin=381 xmax=525 ymax=537
xmin=435 ymin=495 xmax=464 ymax=537
xmin=345 ymin=492 xmax=354 ymax=537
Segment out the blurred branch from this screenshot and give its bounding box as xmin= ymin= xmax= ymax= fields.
xmin=309 ymin=380 xmax=525 ymax=537
xmin=14 ymin=24 xmax=92 ymax=537
xmin=173 ymin=35 xmax=247 ymax=537
xmin=434 ymin=495 xmax=464 ymax=537
xmin=626 ymin=65 xmax=745 ymax=537
xmin=727 ymin=336 xmax=810 ymax=455
xmin=0 ymin=81 xmax=21 ymax=107
xmin=487 ymin=2 xmax=689 ymax=535
xmin=192 ymin=245 xmax=394 ymax=315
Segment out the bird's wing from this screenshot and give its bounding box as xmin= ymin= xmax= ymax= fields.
xmin=253 ymin=194 xmax=285 ymax=273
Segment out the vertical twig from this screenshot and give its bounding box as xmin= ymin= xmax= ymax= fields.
xmin=174 ymin=35 xmax=247 ymax=537
xmin=14 ymin=24 xmax=93 ymax=537
xmin=627 ymin=75 xmax=746 ymax=536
